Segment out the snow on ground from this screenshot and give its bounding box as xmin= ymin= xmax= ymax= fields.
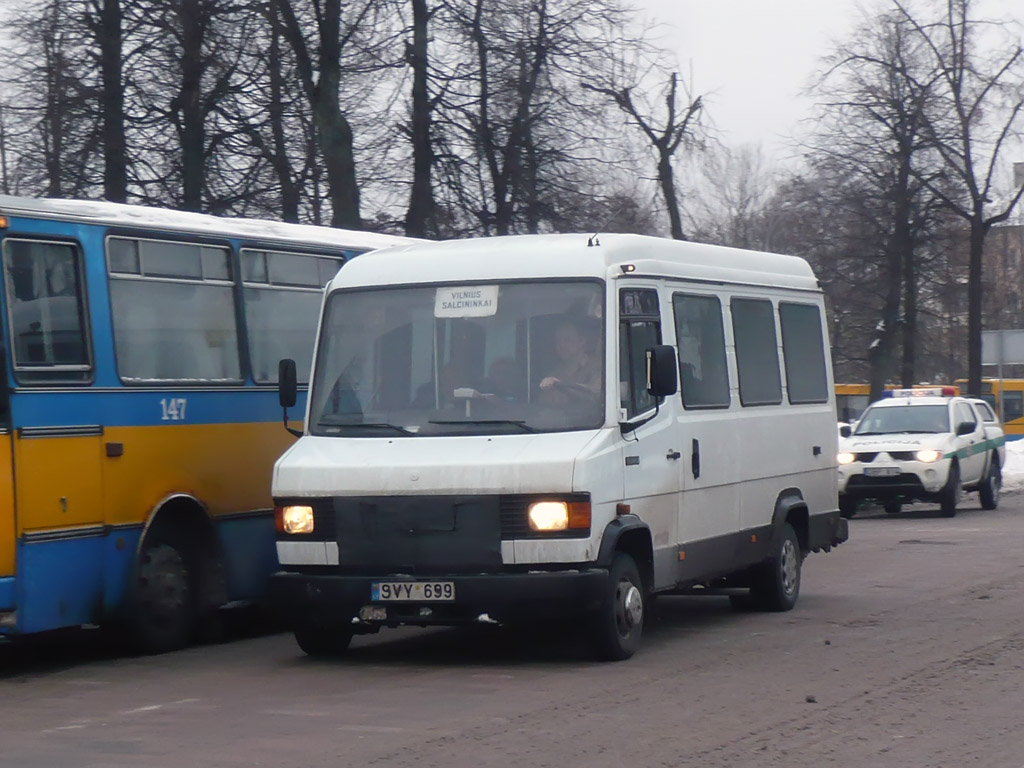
xmin=1002 ymin=439 xmax=1024 ymax=494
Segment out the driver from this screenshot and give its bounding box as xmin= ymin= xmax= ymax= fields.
xmin=539 ymin=317 xmax=601 ymax=404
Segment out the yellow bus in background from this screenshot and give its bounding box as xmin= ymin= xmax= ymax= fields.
xmin=954 ymin=379 xmax=1024 ymax=437
xmin=835 ymin=382 xmax=960 ymax=424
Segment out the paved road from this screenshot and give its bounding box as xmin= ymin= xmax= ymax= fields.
xmin=3 ymin=493 xmax=1024 ymax=768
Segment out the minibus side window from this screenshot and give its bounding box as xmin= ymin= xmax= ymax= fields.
xmin=672 ymin=293 xmax=729 ymax=409
xmin=778 ymin=302 xmax=829 ymax=404
xmin=731 ymin=298 xmax=782 ymax=407
xmin=3 ymin=238 xmax=92 ymax=384
xmin=619 ymin=289 xmax=661 ymax=417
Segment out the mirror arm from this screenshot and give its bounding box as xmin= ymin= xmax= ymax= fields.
xmin=619 ymin=400 xmax=660 ymax=436
xmin=282 ymin=407 xmax=303 ymax=438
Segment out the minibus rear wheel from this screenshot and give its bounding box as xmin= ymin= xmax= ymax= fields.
xmin=294 ymin=624 xmax=353 ymax=657
xmin=591 ymin=552 xmax=644 ymax=661
xmin=749 ymin=522 xmax=802 ymax=612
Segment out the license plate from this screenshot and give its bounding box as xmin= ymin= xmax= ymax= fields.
xmin=371 ymin=581 xmax=455 ymax=602
xmin=865 ymin=466 xmax=900 ymax=477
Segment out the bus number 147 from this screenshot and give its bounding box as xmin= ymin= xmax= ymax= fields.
xmin=160 ymin=398 xmax=188 ymax=421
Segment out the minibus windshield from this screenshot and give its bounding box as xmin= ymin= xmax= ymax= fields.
xmin=309 ymin=280 xmax=605 ymax=436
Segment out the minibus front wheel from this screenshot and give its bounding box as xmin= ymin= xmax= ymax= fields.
xmin=294 ymin=623 xmax=353 ymax=657
xmin=590 ymin=552 xmax=645 ymax=661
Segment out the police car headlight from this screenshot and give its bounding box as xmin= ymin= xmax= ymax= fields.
xmin=837 ymin=452 xmax=856 ymax=465
xmin=278 ymin=505 xmax=314 ymax=534
xmin=915 ymin=449 xmax=941 ymax=463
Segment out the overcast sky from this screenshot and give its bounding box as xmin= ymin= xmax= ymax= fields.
xmin=637 ymin=0 xmax=1024 ymax=160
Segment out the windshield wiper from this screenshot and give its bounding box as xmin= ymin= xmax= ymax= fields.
xmin=318 ymin=420 xmax=415 ymax=435
xmin=428 ymin=419 xmax=537 ymax=433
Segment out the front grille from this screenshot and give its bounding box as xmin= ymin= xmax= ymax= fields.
xmin=855 ymin=452 xmax=879 ymax=463
xmin=888 ymin=451 xmax=915 ymax=461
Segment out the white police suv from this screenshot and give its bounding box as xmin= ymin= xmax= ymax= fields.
xmin=837 ymin=387 xmax=1005 ymax=518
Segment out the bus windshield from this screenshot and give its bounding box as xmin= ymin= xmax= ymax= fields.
xmin=854 ymin=404 xmax=950 ymax=435
xmin=309 ymin=280 xmax=605 ymax=436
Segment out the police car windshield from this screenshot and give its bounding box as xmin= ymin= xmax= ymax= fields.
xmin=854 ymin=404 xmax=950 ymax=435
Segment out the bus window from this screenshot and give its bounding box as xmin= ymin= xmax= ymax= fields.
xmin=3 ymin=239 xmax=92 ymax=383
xmin=108 ymin=236 xmax=241 ymax=384
xmin=732 ymin=298 xmax=782 ymax=406
xmin=1003 ymin=390 xmax=1024 ymax=422
xmin=241 ymin=249 xmax=344 ymax=383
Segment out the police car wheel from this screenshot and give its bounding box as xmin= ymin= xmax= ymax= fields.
xmin=839 ymin=496 xmax=858 ymax=519
xmin=294 ymin=624 xmax=353 ymax=657
xmin=884 ymin=501 xmax=901 ymax=515
xmin=939 ymin=463 xmax=961 ymax=518
xmin=979 ymin=459 xmax=1001 ymax=510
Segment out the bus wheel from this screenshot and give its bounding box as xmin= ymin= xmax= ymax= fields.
xmin=130 ymin=534 xmax=196 ymax=654
xmin=294 ymin=624 xmax=353 ymax=657
xmin=939 ymin=464 xmax=961 ymax=518
xmin=590 ymin=552 xmax=644 ymax=661
xmin=750 ymin=523 xmax=802 ymax=612
xmin=979 ymin=459 xmax=1001 ymax=510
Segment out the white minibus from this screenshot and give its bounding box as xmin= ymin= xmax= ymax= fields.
xmin=271 ymin=233 xmax=849 ymax=660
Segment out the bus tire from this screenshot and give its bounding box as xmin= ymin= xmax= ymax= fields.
xmin=590 ymin=552 xmax=645 ymax=661
xmin=749 ymin=522 xmax=802 ymax=612
xmin=129 ymin=531 xmax=196 ymax=654
xmin=939 ymin=463 xmax=961 ymax=518
xmin=979 ymin=457 xmax=1000 ymax=510
xmin=294 ymin=624 xmax=353 ymax=657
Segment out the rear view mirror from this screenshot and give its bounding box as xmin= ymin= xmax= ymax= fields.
xmin=839 ymin=425 xmax=852 ymax=438
xmin=956 ymin=421 xmax=974 ymax=436
xmin=279 ymin=358 xmax=298 ymax=408
xmin=646 ymin=345 xmax=678 ymax=397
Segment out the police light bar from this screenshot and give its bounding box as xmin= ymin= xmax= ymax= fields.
xmin=882 ymin=386 xmax=956 ymax=398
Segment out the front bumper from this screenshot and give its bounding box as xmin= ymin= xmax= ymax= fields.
xmin=269 ymin=568 xmax=609 ymax=629
xmin=838 ymin=458 xmax=951 ymax=500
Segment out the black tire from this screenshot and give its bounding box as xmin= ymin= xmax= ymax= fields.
xmin=590 ymin=552 xmax=645 ymax=661
xmin=839 ymin=496 xmax=858 ymax=519
xmin=294 ymin=624 xmax=353 ymax=657
xmin=129 ymin=533 xmax=196 ymax=654
xmin=749 ymin=523 xmax=802 ymax=612
xmin=883 ymin=501 xmax=902 ymax=515
xmin=939 ymin=463 xmax=961 ymax=518
xmin=979 ymin=457 xmax=1001 ymax=510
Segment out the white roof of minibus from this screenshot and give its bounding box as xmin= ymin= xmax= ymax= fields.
xmin=330 ymin=233 xmax=820 ymax=291
xmin=0 ymin=195 xmax=417 ymax=252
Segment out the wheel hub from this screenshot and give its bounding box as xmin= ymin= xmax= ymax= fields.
xmin=622 ymin=583 xmax=643 ymax=627
xmin=780 ymin=539 xmax=799 ymax=597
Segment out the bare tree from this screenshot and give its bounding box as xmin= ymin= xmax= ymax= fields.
xmin=583 ymin=70 xmax=704 ymax=240
xmin=896 ymin=0 xmax=1024 ymax=395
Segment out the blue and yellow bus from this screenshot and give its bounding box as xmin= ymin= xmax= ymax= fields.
xmin=0 ymin=196 xmax=414 ymax=652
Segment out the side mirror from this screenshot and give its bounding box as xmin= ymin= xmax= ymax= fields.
xmin=279 ymin=358 xmax=298 ymax=408
xmin=646 ymin=345 xmax=678 ymax=398
xmin=840 ymin=425 xmax=852 ymax=438
xmin=278 ymin=359 xmax=302 ymax=438
xmin=956 ymin=421 xmax=974 ymax=436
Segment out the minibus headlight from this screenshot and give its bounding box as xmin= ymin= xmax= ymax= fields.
xmin=277 ymin=505 xmax=314 ymax=535
xmin=837 ymin=452 xmax=856 ymax=465
xmin=915 ymin=449 xmax=941 ymax=463
xmin=528 ymin=501 xmax=591 ymax=532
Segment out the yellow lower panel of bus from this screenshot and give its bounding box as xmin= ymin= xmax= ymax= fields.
xmin=14 ymin=421 xmax=295 ymax=535
xmin=0 ymin=435 xmax=14 ymax=577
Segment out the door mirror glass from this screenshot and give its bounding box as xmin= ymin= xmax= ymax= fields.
xmin=279 ymin=358 xmax=298 ymax=408
xmin=839 ymin=424 xmax=852 ymax=438
xmin=956 ymin=420 xmax=974 ymax=436
xmin=646 ymin=345 xmax=678 ymax=398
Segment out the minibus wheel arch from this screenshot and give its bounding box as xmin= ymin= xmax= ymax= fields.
xmin=597 ymin=517 xmax=654 ymax=594
xmin=772 ymin=490 xmax=809 ymax=553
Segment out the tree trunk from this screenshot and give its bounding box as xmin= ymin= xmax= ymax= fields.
xmin=267 ymin=4 xmax=299 ymax=223
xmin=99 ymin=0 xmax=127 ymax=202
xmin=966 ymin=216 xmax=988 ymax=395
xmin=179 ymin=0 xmax=205 ymax=211
xmin=658 ymin=152 xmax=684 ymax=240
xmin=404 ymin=0 xmax=434 ymax=237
